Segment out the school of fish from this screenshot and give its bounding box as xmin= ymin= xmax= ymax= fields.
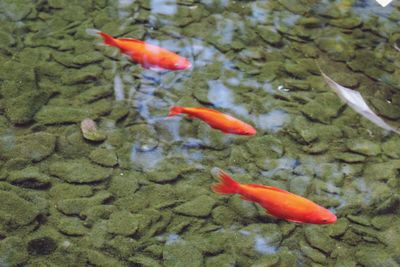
xmin=95 ymin=30 xmax=336 ymax=225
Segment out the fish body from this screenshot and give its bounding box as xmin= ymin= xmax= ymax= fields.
xmin=98 ymin=31 xmax=191 ymax=71
xmin=211 ymin=168 xmax=336 ymax=224
xmin=168 ymin=106 xmax=256 ymax=135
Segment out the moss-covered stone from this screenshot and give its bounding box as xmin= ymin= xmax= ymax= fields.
xmin=35 ymin=106 xmax=91 ymax=124
xmin=57 ymin=217 xmax=88 ymax=236
xmin=163 ymin=242 xmax=203 ymax=267
xmin=0 ymin=237 xmax=28 ymax=266
xmin=346 ymin=139 xmax=381 ymax=156
xmin=48 ymin=159 xmax=112 ymax=183
xmin=8 ymin=167 xmax=51 ymax=189
xmin=173 ymin=195 xmax=216 ymax=217
xmin=56 ymin=191 xmax=112 ymax=215
xmin=106 ymin=210 xmax=139 ymax=236
xmin=301 ymin=92 xmax=344 ymax=124
xmin=0 ymin=132 xmax=56 ymax=162
xmin=304 ymin=225 xmax=335 ymax=254
xmin=89 ymin=148 xmax=118 ymax=167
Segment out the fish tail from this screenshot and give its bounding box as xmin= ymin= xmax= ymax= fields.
xmin=168 ymin=106 xmax=185 ymax=117
xmin=211 ymin=167 xmax=240 ymax=195
xmin=98 ymin=31 xmax=117 ymax=47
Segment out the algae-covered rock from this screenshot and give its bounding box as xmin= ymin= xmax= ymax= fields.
xmin=301 ymin=92 xmax=344 ymax=124
xmin=106 ymin=210 xmax=139 ymax=236
xmin=48 ymin=159 xmax=112 ymax=183
xmin=35 ymin=106 xmax=91 ymax=124
xmin=304 ymin=225 xmax=335 ymax=254
xmin=108 ymin=174 xmax=139 ymax=198
xmin=56 ymin=191 xmax=112 ymax=215
xmin=173 ymin=195 xmax=216 ymax=217
xmin=85 ymin=249 xmax=126 ymax=267
xmin=355 ymin=246 xmax=398 ymax=267
xmin=8 ymin=167 xmax=51 ymax=189
xmin=300 ymin=241 xmax=327 ymax=264
xmin=128 ymin=254 xmax=162 ymax=267
xmin=382 ymin=138 xmax=400 ymax=158
xmin=205 ymin=253 xmax=236 ymax=267
xmin=0 ymin=237 xmax=28 ymax=266
xmin=0 ymin=190 xmax=42 ymax=231
xmin=0 ymin=132 xmax=56 ymax=162
xmin=163 ymin=242 xmax=203 ymax=267
xmin=245 ymin=135 xmax=284 ymax=159
xmin=346 ymin=139 xmax=381 ymax=156
xmin=89 ymin=147 xmax=118 ymax=167
xmin=57 ymin=217 xmax=88 ymax=236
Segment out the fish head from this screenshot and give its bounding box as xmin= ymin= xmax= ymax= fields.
xmin=172 ymin=57 xmax=192 ymax=70
xmin=308 ymin=208 xmax=337 ymax=224
xmin=240 ymin=124 xmax=257 ymax=136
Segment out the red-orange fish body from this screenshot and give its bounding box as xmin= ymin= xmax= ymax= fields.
xmin=212 ymin=168 xmax=337 ymax=224
xmin=98 ymin=32 xmax=191 ymax=71
xmin=168 ymin=106 xmax=256 ymax=136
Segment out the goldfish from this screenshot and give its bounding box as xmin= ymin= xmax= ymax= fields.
xmin=211 ymin=168 xmax=337 ymax=224
xmin=168 ymin=106 xmax=256 ymax=135
xmin=96 ymin=31 xmax=191 ymax=71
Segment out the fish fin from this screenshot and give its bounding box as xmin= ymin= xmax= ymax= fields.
xmin=98 ymin=31 xmax=117 ymax=47
xmin=248 ymin=184 xmax=290 ymax=194
xmin=86 ymin=28 xmax=100 ymax=37
xmin=211 ymin=167 xmax=240 ymax=195
xmin=168 ymin=106 xmax=185 ymax=117
xmin=286 ymin=218 xmax=304 ymax=224
xmin=118 ymin=38 xmax=145 ymax=44
xmin=146 ymin=66 xmax=168 ymax=72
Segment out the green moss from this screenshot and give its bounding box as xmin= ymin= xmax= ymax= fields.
xmin=48 ymin=159 xmax=112 ymax=183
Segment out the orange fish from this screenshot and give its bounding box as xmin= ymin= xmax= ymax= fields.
xmin=211 ymin=168 xmax=337 ymax=224
xmin=168 ymin=106 xmax=256 ymax=135
xmin=97 ymin=31 xmax=191 ymax=71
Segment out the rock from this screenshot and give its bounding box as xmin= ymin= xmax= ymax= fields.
xmin=0 ymin=132 xmax=56 ymax=162
xmin=370 ymin=98 xmax=400 ymax=120
xmin=329 ymin=17 xmax=362 ymax=29
xmin=300 ymin=241 xmax=327 ymax=264
xmin=129 ymin=255 xmax=162 ymax=267
xmin=89 ymin=148 xmax=118 ymax=167
xmin=0 ymin=190 xmax=43 ymax=232
xmin=301 ymin=92 xmax=344 ymax=124
xmin=78 ymin=86 xmax=112 ymax=104
xmin=108 ymin=174 xmax=139 ymax=198
xmin=246 ymin=135 xmax=284 ymax=159
xmin=85 ymin=249 xmax=125 ymax=267
xmin=48 ymin=159 xmax=112 ymax=183
xmin=57 ymin=217 xmax=88 ymax=236
xmin=347 ymin=139 xmax=381 ymax=156
xmin=79 ymin=118 xmax=107 ymax=142
xmin=8 ymin=167 xmax=51 ymax=189
xmin=174 ymin=195 xmax=216 ymax=217
xmin=0 ymin=237 xmax=28 ymax=266
xmin=163 ymin=242 xmax=203 ymax=267
xmin=49 ymin=183 xmax=93 ymax=200
xmin=355 ymin=246 xmax=398 ymax=267
xmin=289 ymin=176 xmax=311 ymax=195
xmin=27 ymin=237 xmax=57 ymax=255
xmin=334 ymin=152 xmax=366 ymax=163
xmin=81 ymin=204 xmax=115 ymax=224
xmin=106 ymin=210 xmax=139 ymax=236
xmin=205 ymin=254 xmax=236 ymax=267
xmin=211 ymin=206 xmax=237 ymax=226
xmin=328 ymin=218 xmax=349 ymax=237
xmin=35 ymin=106 xmax=91 ymax=124
xmin=56 ymin=191 xmax=112 ymax=215
xmin=304 ymin=225 xmax=335 ymax=254
xmin=256 ymin=26 xmax=282 ymax=45
xmin=382 ymin=138 xmax=400 ymax=158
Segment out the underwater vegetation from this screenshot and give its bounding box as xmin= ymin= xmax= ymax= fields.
xmin=0 ymin=0 xmax=399 ymax=266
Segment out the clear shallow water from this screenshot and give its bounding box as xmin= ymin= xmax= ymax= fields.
xmin=0 ymin=0 xmax=400 ymax=266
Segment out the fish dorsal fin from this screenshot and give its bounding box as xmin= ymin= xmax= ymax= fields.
xmin=248 ymin=184 xmax=290 ymax=194
xmin=118 ymin=38 xmax=145 ymax=44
